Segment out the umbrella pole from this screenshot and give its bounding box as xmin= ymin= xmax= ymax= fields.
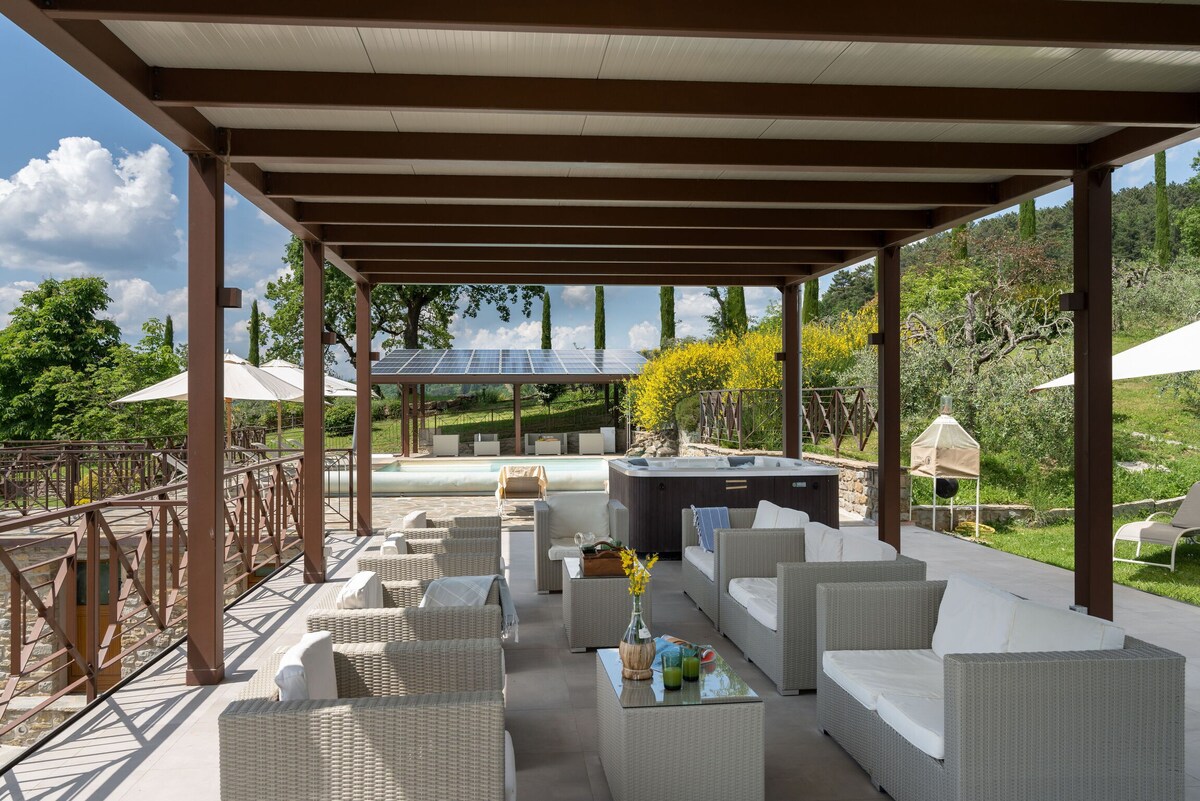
xmin=225 ymin=398 xmax=233 ymax=449
xmin=277 ymin=401 xmax=283 ymax=452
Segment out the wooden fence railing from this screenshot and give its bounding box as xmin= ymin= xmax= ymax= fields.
xmin=0 ymin=454 xmax=305 ymax=738
xmin=698 ymin=386 xmax=877 ymax=453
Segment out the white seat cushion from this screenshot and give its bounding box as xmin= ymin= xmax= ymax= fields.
xmin=547 ymin=538 xmax=581 ymax=561
xmin=842 ymin=529 xmax=898 ymax=562
xmin=877 ymin=694 xmax=946 ymax=760
xmin=504 ymin=730 xmax=516 ymax=801
xmin=803 ymin=522 xmax=841 ymax=562
xmin=774 ymin=507 xmax=809 ymax=529
xmin=751 ymin=500 xmax=781 ymax=529
xmin=683 ymin=545 xmax=715 ymax=581
xmin=545 ymin=492 xmax=610 ymax=541
xmin=335 ymin=571 xmax=382 ymax=610
xmin=274 ymin=631 xmax=338 ymax=701
xmin=728 ymin=577 xmax=778 ymax=631
xmin=931 ymin=574 xmax=1018 ymax=658
xmin=1007 ymin=600 xmax=1126 ymax=652
xmin=822 ymin=649 xmax=944 ymax=711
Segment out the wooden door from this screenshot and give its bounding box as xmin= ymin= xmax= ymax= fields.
xmin=70 ymin=561 xmax=122 ymax=693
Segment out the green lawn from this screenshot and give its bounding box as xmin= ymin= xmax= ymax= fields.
xmin=985 ymin=517 xmax=1200 ymax=606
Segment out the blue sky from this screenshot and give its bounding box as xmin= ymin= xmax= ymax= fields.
xmin=2 ymin=16 xmax=1199 ymax=380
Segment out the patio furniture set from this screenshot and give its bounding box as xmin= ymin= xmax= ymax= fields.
xmin=427 ymin=429 xmax=614 ymax=457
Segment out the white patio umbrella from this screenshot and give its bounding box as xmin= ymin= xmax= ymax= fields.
xmin=1033 ymin=318 xmax=1200 ymax=391
xmin=115 ymin=353 xmax=304 ymax=443
xmin=260 ymin=358 xmax=357 ymax=446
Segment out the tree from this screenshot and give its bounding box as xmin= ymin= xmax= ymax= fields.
xmin=540 ymin=290 xmax=552 ymax=349
xmin=659 ymin=287 xmax=675 ymax=347
xmin=1018 ymin=199 xmax=1037 ymax=241
xmin=950 ymin=224 xmax=970 ymax=259
xmin=802 ymin=280 xmax=820 ymax=324
xmin=0 ymin=277 xmax=120 ymax=439
xmin=1156 ymin=150 xmax=1171 ymax=265
xmin=264 ymin=237 xmax=543 ymax=365
xmin=593 ymin=286 xmax=606 ymax=349
xmin=706 ymin=287 xmax=749 ymax=337
xmin=821 ymin=264 xmax=876 ymax=320
xmin=248 ymin=300 xmax=262 ymax=365
xmin=163 ymin=315 xmax=174 ymax=351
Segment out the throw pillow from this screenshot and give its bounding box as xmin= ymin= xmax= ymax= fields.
xmin=274 ymin=631 xmax=338 ymax=701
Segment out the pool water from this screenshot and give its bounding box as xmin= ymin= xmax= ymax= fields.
xmin=377 ymin=458 xmax=608 ymax=474
xmin=324 ymin=456 xmax=611 ymax=495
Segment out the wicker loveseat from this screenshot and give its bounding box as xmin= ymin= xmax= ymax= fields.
xmin=219 ymin=638 xmax=511 ymax=801
xmin=358 ymin=552 xmax=498 ymax=582
xmin=681 ymin=501 xmax=810 ymax=629
xmin=816 ymin=578 xmax=1185 ymax=801
xmin=718 ymin=528 xmax=925 ymax=695
xmin=533 ymin=492 xmax=628 ymax=593
xmin=307 ymin=577 xmax=502 ymax=644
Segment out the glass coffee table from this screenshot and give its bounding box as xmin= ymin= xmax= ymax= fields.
xmin=562 ymin=557 xmax=653 ymax=652
xmin=595 ymin=647 xmax=764 ymax=801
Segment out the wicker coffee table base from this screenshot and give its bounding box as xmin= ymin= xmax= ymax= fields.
xmin=563 ymin=560 xmax=653 ymax=652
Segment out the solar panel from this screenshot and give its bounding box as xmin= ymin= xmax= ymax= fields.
xmin=372 ymin=348 xmax=647 ymax=381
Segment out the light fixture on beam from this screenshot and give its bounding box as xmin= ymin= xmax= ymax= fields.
xmin=218 ymin=287 xmax=242 ymax=309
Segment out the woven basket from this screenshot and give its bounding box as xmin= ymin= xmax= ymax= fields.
xmin=582 ymin=550 xmax=625 ymax=577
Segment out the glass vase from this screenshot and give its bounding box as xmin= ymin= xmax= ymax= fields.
xmin=618 ymin=594 xmax=654 ymax=680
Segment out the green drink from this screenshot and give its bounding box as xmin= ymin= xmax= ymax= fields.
xmin=682 ymin=655 xmax=701 ymax=681
xmin=662 ymin=650 xmax=683 ymax=690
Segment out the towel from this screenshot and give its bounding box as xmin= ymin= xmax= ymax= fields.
xmin=650 ymin=635 xmax=716 ymax=669
xmin=691 ymin=505 xmax=730 ymax=553
xmin=420 ymin=575 xmax=520 ymax=642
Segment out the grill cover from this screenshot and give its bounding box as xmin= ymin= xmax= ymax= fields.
xmin=909 ymin=414 xmax=980 ymax=479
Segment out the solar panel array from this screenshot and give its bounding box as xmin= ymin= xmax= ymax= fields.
xmin=373 ymin=349 xmax=649 ymax=380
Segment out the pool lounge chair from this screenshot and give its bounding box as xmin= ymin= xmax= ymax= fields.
xmin=496 ymin=464 xmax=547 ymax=511
xmin=1113 ymin=481 xmax=1200 ymax=571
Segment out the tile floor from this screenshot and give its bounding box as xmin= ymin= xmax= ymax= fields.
xmin=0 ymin=511 xmax=1197 ymax=800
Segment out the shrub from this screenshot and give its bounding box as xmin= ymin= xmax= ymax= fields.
xmin=325 ymin=402 xmax=357 ymax=436
xmin=674 ymin=394 xmax=701 ymax=433
xmin=627 ymin=339 xmax=736 ymax=429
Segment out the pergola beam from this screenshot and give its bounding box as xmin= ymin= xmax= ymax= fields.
xmin=44 ymin=1 xmax=1200 ymax=50
xmin=267 ymin=172 xmax=999 ymax=206
xmin=299 ymin=203 xmax=932 ymax=231
xmin=337 ymin=245 xmax=852 ymax=264
xmin=356 ymin=272 xmax=787 ymax=287
xmin=350 ymin=260 xmax=815 ymax=277
xmin=160 ymin=71 xmax=1200 ymax=128
xmin=229 ymin=129 xmax=1076 ymax=175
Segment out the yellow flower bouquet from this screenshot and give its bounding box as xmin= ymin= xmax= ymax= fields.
xmin=619 ymin=548 xmax=659 ymax=596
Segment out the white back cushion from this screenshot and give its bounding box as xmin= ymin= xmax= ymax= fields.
xmin=775 ymin=507 xmax=810 ymax=529
xmin=546 ymin=492 xmax=611 ymax=540
xmin=274 ymin=631 xmax=338 ymax=701
xmin=752 ymin=500 xmax=781 ymax=529
xmin=814 ymin=528 xmax=845 ymax=562
xmin=842 ymin=530 xmax=898 ymax=562
xmin=1007 ymin=600 xmax=1126 ymax=652
xmin=931 ymin=575 xmax=1018 ymax=658
xmin=401 ymin=510 xmax=427 ymax=529
xmin=380 ymin=533 xmax=407 ymax=555
xmin=804 ymin=522 xmax=833 ymax=562
xmin=335 ymin=571 xmax=383 ymax=610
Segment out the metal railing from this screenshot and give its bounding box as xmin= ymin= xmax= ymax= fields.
xmin=0 ymin=453 xmax=306 ymax=738
xmin=698 ymin=386 xmax=877 ymax=453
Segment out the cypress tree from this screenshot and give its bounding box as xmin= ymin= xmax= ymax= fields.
xmin=593 ymin=286 xmax=605 ymax=349
xmin=1155 ymin=150 xmax=1171 ymax=265
xmin=727 ymin=286 xmax=748 ymax=335
xmin=163 ymin=315 xmax=174 ymax=351
xmin=1018 ymin=199 xmax=1037 ymax=241
xmin=659 ymin=286 xmax=675 ymax=346
xmin=248 ymin=300 xmax=262 ymax=365
xmin=540 ymin=290 xmax=552 ymax=349
xmin=802 ymin=280 xmax=819 ymax=324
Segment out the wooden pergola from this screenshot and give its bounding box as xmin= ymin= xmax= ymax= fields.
xmin=5 ymin=0 xmax=1200 ymax=683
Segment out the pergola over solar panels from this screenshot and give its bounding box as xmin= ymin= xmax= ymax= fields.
xmin=373 ymin=348 xmax=647 ymax=385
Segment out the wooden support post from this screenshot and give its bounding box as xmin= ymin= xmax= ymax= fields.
xmin=400 ymin=383 xmax=411 ymax=457
xmin=1072 ymin=168 xmax=1115 ymax=620
xmin=185 ymin=153 xmax=225 ymax=686
xmin=410 ymin=384 xmax=419 ymax=454
xmin=514 ymin=384 xmax=523 ymax=455
xmin=782 ymin=283 xmax=802 ymax=459
xmin=876 ymin=246 xmax=902 ymax=551
xmin=355 ymin=282 xmax=373 ymax=535
xmin=420 ymin=384 xmax=426 ymax=447
xmin=302 ymin=240 xmax=326 ymax=583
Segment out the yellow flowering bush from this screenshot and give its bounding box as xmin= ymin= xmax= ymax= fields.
xmin=627 ymin=339 xmax=737 ymax=429
xmin=802 ymin=300 xmax=876 ymax=387
xmin=619 ymin=548 xmax=659 ymax=596
xmin=727 ymin=329 xmax=783 ymax=389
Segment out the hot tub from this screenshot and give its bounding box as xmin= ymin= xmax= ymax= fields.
xmin=608 ymin=456 xmax=840 ymax=554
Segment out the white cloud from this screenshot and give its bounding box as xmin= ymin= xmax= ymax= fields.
xmin=224 ymin=191 xmax=239 ymax=209
xmin=457 ymin=320 xmax=592 ymax=350
xmin=0 ymin=138 xmax=180 ymax=275
xmin=744 ymin=287 xmax=775 ymax=321
xmin=560 ymin=285 xmax=592 ymax=307
xmin=628 ymin=321 xmax=659 ymax=350
xmin=104 ymin=277 xmax=189 ymax=339
xmin=0 ymin=280 xmax=38 ymax=327
xmin=675 ymin=287 xmax=716 ymax=338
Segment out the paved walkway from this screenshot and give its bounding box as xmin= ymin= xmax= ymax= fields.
xmin=0 ymin=517 xmax=1196 ymax=800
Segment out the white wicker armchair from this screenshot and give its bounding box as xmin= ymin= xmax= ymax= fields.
xmin=533 ymin=492 xmax=628 ymax=593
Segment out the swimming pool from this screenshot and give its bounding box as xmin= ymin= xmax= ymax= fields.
xmin=325 ymin=457 xmax=610 ymax=495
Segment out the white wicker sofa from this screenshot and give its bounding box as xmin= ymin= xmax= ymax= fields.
xmin=219 ymin=636 xmax=513 ymax=801
xmin=681 ymin=500 xmax=809 ymax=629
xmin=816 ymin=576 xmax=1185 ymax=801
xmin=533 ymin=492 xmax=628 ymax=593
xmin=718 ymin=525 xmax=925 ymax=694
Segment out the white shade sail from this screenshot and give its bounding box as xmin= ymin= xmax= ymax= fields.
xmin=1034 ymin=319 xmax=1200 ymax=391
xmin=261 ymin=358 xmax=357 ymax=398
xmin=115 ymin=354 xmax=305 ymax=403
xmin=909 ymin=414 xmax=981 ymax=479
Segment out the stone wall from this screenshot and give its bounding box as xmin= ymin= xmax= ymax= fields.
xmin=626 ymin=429 xmax=679 ymax=458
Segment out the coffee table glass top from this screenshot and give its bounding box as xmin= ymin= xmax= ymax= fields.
xmin=596 ymin=648 xmax=760 ymax=708
xmin=564 ymin=557 xmax=623 ymax=580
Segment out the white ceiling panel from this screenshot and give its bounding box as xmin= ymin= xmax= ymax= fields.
xmin=1022 ymin=48 xmax=1200 ymax=91
xmin=580 ymin=116 xmax=774 ymax=138
xmin=259 ymin=163 xmax=417 ymax=175
xmin=931 ymin=122 xmax=1117 ymax=144
xmin=715 ymin=170 xmax=1003 ymax=183
xmin=390 ymin=110 xmax=587 ymax=135
xmin=361 ymin=28 xmax=609 ymax=77
xmin=760 ymin=119 xmax=957 ymax=141
xmin=106 ymin=21 xmax=373 ymax=71
xmin=199 ymin=108 xmax=398 ymax=131
xmin=814 ymin=42 xmax=1078 ymax=88
xmin=597 ymin=36 xmax=848 ymax=83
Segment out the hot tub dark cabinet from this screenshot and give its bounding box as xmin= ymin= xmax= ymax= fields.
xmin=608 ymin=457 xmax=840 ymax=556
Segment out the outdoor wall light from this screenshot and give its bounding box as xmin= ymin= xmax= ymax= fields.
xmin=321 ymin=332 xmax=337 ymax=345
xmin=218 ymin=287 xmax=242 ymax=309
